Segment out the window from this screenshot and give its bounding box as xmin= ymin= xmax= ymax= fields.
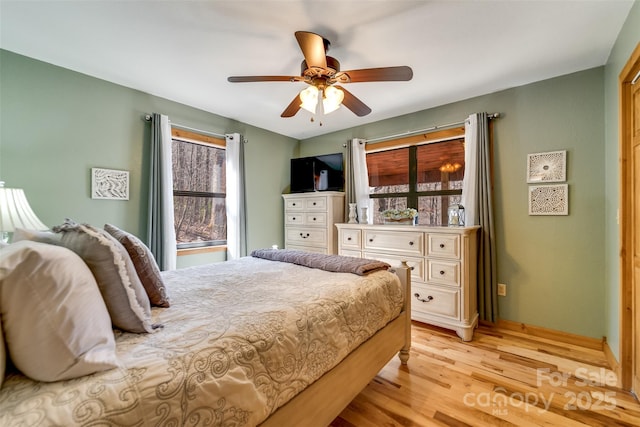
xmin=366 ymin=128 xmax=465 ymax=225
xmin=171 ymin=129 xmax=226 ymax=248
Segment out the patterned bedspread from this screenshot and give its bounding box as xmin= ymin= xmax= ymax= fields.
xmin=0 ymin=256 xmax=403 ymax=427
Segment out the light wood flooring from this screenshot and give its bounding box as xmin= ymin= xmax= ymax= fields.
xmin=330 ymin=322 xmax=640 ymax=426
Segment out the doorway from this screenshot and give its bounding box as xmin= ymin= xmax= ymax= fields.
xmin=620 ymin=42 xmax=640 ymax=392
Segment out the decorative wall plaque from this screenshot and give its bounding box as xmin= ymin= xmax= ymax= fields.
xmin=528 ymin=184 xmax=568 ymax=216
xmin=527 ymin=150 xmax=566 ymax=183
xmin=91 ymin=168 xmax=130 ymax=200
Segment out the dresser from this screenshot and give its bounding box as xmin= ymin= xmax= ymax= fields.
xmin=335 ymin=223 xmax=479 ymax=341
xmin=282 ymin=192 xmax=345 ymax=254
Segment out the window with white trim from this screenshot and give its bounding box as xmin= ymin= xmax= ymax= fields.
xmin=171 ymin=129 xmax=226 ymax=248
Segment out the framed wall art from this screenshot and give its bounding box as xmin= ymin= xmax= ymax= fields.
xmin=528 ymin=184 xmax=568 ymax=216
xmin=91 ymin=168 xmax=130 ymax=200
xmin=527 ymin=150 xmax=566 ymax=183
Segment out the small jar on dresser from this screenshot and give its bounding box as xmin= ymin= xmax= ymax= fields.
xmin=282 ymin=192 xmax=345 ymax=254
xmin=335 ymin=223 xmax=480 ymax=341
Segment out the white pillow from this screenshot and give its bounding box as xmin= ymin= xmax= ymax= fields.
xmin=12 ymin=228 xmax=62 ymax=245
xmin=0 ymin=241 xmax=119 ymax=382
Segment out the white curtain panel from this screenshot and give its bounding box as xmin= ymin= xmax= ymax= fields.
xmin=461 ymin=114 xmax=479 ymax=226
xmin=225 ymin=133 xmax=247 ymax=260
xmin=352 ymin=138 xmax=373 ymax=224
xmin=148 ymin=113 xmax=176 ymax=271
xmin=343 ymin=142 xmax=355 ymax=222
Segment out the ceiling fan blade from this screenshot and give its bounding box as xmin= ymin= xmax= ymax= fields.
xmin=335 ymin=86 xmax=371 ymax=117
xmin=281 ymin=94 xmax=302 ymax=118
xmin=295 ymin=31 xmax=327 ymax=69
xmin=228 ymin=75 xmax=303 ymax=83
xmin=333 ymin=66 xmax=413 ymax=83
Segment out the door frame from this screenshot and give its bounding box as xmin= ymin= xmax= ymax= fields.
xmin=619 ymin=42 xmax=640 ymax=391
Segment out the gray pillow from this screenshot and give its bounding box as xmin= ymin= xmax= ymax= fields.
xmin=0 ymin=241 xmax=118 ymax=382
xmin=53 ymin=219 xmax=156 ymax=333
xmin=104 ymin=224 xmax=170 ymax=307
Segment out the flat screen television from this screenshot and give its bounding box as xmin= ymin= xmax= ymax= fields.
xmin=290 ymin=153 xmax=344 ymax=193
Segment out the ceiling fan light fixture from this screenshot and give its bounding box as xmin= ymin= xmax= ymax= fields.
xmin=322 ymin=86 xmax=344 ymax=114
xmin=229 ymin=31 xmax=412 ymax=119
xmin=299 ymin=85 xmax=319 ymax=113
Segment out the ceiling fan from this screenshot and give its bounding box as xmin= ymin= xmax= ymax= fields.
xmin=227 ymin=31 xmax=413 ymax=118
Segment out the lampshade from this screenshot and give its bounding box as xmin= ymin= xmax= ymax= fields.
xmin=0 ymin=182 xmax=48 ymax=242
xmin=299 ymin=85 xmax=344 ymax=115
xmin=323 ymin=86 xmax=344 ymax=114
xmin=299 ymin=86 xmax=319 ymax=113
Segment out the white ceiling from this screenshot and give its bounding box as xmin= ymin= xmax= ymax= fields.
xmin=0 ymin=1 xmax=634 ymax=140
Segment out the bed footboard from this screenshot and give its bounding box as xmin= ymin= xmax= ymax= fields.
xmin=396 ymin=261 xmax=412 ymax=365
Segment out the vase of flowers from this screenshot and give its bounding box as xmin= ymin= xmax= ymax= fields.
xmin=381 ymin=208 xmax=418 ymax=225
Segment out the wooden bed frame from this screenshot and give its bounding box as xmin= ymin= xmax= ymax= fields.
xmin=261 ymin=263 xmax=412 ymax=427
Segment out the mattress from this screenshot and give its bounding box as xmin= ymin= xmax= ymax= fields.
xmin=0 ymin=256 xmax=403 ymax=426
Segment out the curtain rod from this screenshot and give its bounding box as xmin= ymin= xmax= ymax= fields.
xmin=143 ymin=114 xmax=227 ymax=139
xmin=364 ymin=112 xmax=500 ymax=144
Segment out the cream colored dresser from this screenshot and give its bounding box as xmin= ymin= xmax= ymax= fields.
xmin=282 ymin=192 xmax=345 ymax=254
xmin=335 ymin=223 xmax=479 ymax=341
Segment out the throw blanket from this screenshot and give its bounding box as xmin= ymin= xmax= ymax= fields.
xmin=250 ymin=249 xmax=390 ymax=276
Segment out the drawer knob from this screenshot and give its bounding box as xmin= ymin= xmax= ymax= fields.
xmin=409 ymin=241 xmax=414 ymax=246
xmin=347 ymin=237 xmax=352 ymax=241
xmin=414 ymin=293 xmax=434 ymax=303
xmin=313 ymin=202 xmax=317 ymax=206
xmin=300 ymin=233 xmax=310 ymax=238
xmin=292 ymin=203 xmax=296 ymax=206
xmin=410 ymin=266 xmax=415 ymax=271
xmin=439 ymin=270 xmax=445 ymax=275
xmin=313 ymin=217 xmax=317 ymax=221
xmin=369 ymin=238 xmax=374 ymax=242
xmin=439 ymin=243 xmax=445 ymax=248
xmin=292 ymin=217 xmax=296 ymax=220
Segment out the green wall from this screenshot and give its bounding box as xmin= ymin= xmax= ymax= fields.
xmin=2 ymin=0 xmax=639 ymax=345
xmin=0 ymin=50 xmax=298 ymax=268
xmin=603 ymin=2 xmax=640 ymax=360
xmin=300 ymin=67 xmax=606 ymax=339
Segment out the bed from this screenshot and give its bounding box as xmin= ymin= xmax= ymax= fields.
xmin=0 ymin=228 xmax=411 ymax=427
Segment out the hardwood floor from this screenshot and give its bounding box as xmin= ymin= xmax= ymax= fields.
xmin=330 ymin=322 xmax=640 ymax=426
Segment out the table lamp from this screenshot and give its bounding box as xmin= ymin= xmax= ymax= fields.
xmin=0 ymin=181 xmax=48 ymax=243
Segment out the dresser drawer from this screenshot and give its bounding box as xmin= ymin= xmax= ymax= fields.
xmin=363 ymin=252 xmax=425 ymax=283
xmin=286 ymin=228 xmax=327 ymax=246
xmin=305 ymin=197 xmax=327 ymax=211
xmin=427 ymin=259 xmax=461 ymax=287
xmin=287 ymin=244 xmax=328 ymax=254
xmin=427 ymin=233 xmax=460 ymax=259
xmin=285 ymin=213 xmax=305 ymax=225
xmin=363 ymin=230 xmax=424 ymax=256
xmin=340 ymin=229 xmax=362 ymax=250
xmin=412 ymin=283 xmax=459 ymax=320
xmin=285 ymin=198 xmax=306 ymax=211
xmin=339 ymin=249 xmax=362 ymax=258
xmin=304 ymin=212 xmax=327 ymax=226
